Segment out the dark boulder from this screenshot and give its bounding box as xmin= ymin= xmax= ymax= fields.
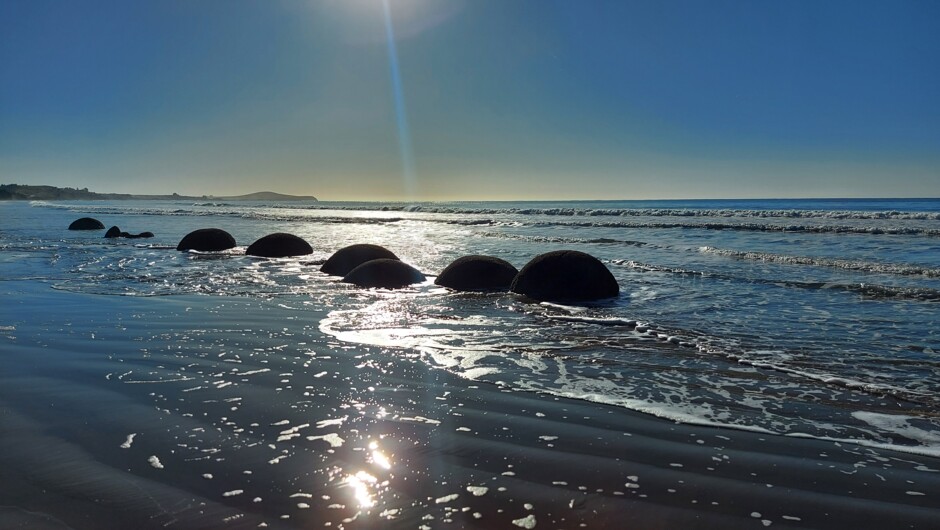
xmin=68 ymin=217 xmax=104 ymax=230
xmin=435 ymin=255 xmax=518 ymax=292
xmin=247 ymin=233 xmax=313 ymax=258
xmin=510 ymin=250 xmax=619 ymax=302
xmin=342 ymin=259 xmax=425 ymax=289
xmin=321 ymin=244 xmax=399 ymax=276
xmin=106 ymin=226 xmax=154 ymax=239
xmin=176 ymin=228 xmax=236 ymax=252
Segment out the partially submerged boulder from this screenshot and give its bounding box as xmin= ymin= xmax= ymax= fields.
xmin=176 ymin=228 xmax=236 ymax=252
xmin=321 ymin=244 xmax=399 ymax=276
xmin=246 ymin=233 xmax=313 ymax=258
xmin=435 ymin=255 xmax=518 ymax=292
xmin=68 ymin=217 xmax=104 ymax=230
xmin=106 ymin=226 xmax=154 ymax=239
xmin=510 ymin=250 xmax=619 ymax=302
xmin=342 ymin=258 xmax=425 ymax=289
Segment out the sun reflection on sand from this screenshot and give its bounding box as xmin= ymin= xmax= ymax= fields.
xmin=369 ymin=440 xmax=392 ymax=470
xmin=342 ymin=439 xmax=394 ymax=512
xmin=346 ymin=470 xmax=378 ymax=509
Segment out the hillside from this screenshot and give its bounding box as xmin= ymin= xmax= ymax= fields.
xmin=0 ymin=184 xmax=110 ymax=201
xmin=220 ymin=191 xmax=319 ymax=201
xmin=0 ymin=184 xmax=317 ymax=202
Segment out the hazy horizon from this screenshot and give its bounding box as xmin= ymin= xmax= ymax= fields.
xmin=2 ymin=1 xmax=939 ymax=201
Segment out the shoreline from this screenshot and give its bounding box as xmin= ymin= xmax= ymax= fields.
xmin=1 ymin=281 xmax=938 ymax=529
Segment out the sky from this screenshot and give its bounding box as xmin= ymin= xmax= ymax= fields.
xmin=1 ymin=0 xmax=938 ymax=201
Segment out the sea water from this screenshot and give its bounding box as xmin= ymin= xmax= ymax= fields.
xmin=2 ymin=197 xmax=939 ymax=457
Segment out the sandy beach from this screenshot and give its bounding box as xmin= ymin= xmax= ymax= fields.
xmin=2 ymin=275 xmax=938 ymax=529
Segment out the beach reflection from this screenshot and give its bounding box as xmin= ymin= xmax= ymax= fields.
xmin=369 ymin=440 xmax=392 ymax=469
xmin=345 ymin=471 xmax=378 ymax=509
xmin=343 ymin=439 xmax=393 ymax=514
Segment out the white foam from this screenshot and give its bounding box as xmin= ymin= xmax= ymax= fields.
xmin=316 ymin=416 xmax=347 ymax=428
xmin=435 ymin=493 xmax=459 ymax=504
xmin=147 ymin=455 xmax=164 ymax=469
xmin=235 ymin=368 xmax=270 ymax=376
xmin=466 ymin=486 xmax=489 ymax=496
xmin=547 ymin=315 xmax=638 ymax=327
xmin=306 ymin=433 xmax=344 ymax=448
xmin=277 ymin=423 xmax=310 ymax=442
xmin=512 ymin=514 xmax=537 ymax=528
xmin=398 ymin=416 xmax=441 ymax=425
xmin=852 ymin=412 xmax=940 ymax=447
xmin=120 ymin=433 xmax=136 ymax=449
xmin=223 ymin=490 xmax=244 ymax=497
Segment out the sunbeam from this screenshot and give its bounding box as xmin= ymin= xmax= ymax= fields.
xmin=381 ymin=0 xmax=417 ymax=199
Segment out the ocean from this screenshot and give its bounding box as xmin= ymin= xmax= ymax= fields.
xmin=1 ymin=198 xmax=938 ymax=529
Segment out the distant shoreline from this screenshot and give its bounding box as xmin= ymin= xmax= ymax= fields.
xmin=0 ymin=184 xmax=317 ymax=202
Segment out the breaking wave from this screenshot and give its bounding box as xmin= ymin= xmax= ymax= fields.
xmin=699 ymin=247 xmax=940 ymax=278
xmin=612 ymin=260 xmax=940 ymax=302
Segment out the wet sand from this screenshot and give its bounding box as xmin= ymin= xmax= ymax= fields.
xmin=1 ymin=281 xmax=938 ymax=529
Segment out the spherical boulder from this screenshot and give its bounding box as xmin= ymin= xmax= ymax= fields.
xmin=342 ymin=259 xmax=425 ymax=289
xmin=246 ymin=233 xmax=313 ymax=258
xmin=510 ymin=250 xmax=619 ymax=302
xmin=176 ymin=228 xmax=236 ymax=252
xmin=68 ymin=217 xmax=104 ymax=230
xmin=123 ymin=231 xmax=154 ymax=239
xmin=435 ymin=255 xmax=518 ymax=292
xmin=321 ymin=244 xmax=399 ymax=276
xmin=104 ymin=226 xmax=122 ymax=238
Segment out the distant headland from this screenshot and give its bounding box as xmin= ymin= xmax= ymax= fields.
xmin=0 ymin=184 xmax=317 ymax=202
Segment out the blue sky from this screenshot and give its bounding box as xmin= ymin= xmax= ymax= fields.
xmin=1 ymin=0 xmax=938 ymax=200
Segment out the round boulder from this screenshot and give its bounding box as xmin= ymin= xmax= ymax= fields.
xmin=435 ymin=255 xmax=518 ymax=292
xmin=321 ymin=244 xmax=399 ymax=276
xmin=176 ymin=228 xmax=236 ymax=252
xmin=123 ymin=231 xmax=154 ymax=239
xmin=342 ymin=259 xmax=426 ymax=289
xmin=246 ymin=233 xmax=313 ymax=258
xmin=68 ymin=217 xmax=104 ymax=230
xmin=104 ymin=226 xmax=122 ymax=238
xmin=510 ymin=250 xmax=619 ymax=302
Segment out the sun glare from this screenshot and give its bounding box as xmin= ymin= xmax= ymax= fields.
xmin=346 ymin=470 xmax=378 ymax=509
xmin=369 ymin=440 xmax=392 ymax=469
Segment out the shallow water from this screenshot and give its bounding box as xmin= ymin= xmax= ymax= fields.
xmin=6 ymin=199 xmax=938 ymax=453
xmin=1 ymin=198 xmax=939 ymax=528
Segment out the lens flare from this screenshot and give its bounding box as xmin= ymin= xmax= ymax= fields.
xmin=382 ymin=0 xmax=417 ymax=199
